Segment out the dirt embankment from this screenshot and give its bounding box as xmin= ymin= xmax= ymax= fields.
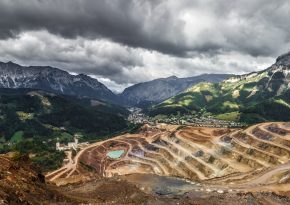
xmin=0 ymin=154 xmax=77 ymax=205
xmin=0 ymin=154 xmax=167 ymax=205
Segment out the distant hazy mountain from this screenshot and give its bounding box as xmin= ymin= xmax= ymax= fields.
xmin=120 ymin=74 xmax=231 ymax=107
xmin=0 ymin=61 xmax=118 ymax=102
xmin=150 ymin=52 xmax=290 ymax=123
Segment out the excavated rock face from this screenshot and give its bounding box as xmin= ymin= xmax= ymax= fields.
xmin=58 ymin=123 xmax=290 ymax=190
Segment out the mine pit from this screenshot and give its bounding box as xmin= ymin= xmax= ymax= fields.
xmin=46 ymin=122 xmax=290 ymax=200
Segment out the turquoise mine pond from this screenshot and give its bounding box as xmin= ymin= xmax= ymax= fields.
xmin=106 ymin=150 xmax=125 ymax=159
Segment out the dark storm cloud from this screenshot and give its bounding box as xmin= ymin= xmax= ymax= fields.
xmin=0 ymin=0 xmax=188 ymax=56
xmin=1 ymin=0 xmax=288 ymax=57
xmin=0 ymin=0 xmax=289 ymax=91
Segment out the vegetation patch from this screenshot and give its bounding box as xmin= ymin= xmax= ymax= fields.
xmin=16 ymin=111 xmax=34 ymax=121
xmin=222 ymin=101 xmax=239 ymax=110
xmin=10 ymin=131 xmax=24 ymax=143
xmin=232 ymin=90 xmax=240 ymax=98
xmin=215 ymin=112 xmax=240 ymax=121
xmin=275 ymin=99 xmax=290 ymax=108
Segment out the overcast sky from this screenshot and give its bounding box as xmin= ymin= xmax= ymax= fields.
xmin=0 ymin=0 xmax=289 ymax=92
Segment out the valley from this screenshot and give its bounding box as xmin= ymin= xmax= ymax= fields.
xmin=0 ymin=53 xmax=289 ymax=204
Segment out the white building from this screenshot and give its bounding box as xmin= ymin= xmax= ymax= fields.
xmin=56 ymin=137 xmax=79 ymax=151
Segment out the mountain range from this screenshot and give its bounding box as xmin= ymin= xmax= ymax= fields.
xmin=150 ymin=52 xmax=290 ymax=123
xmin=0 ymin=62 xmax=117 ymax=102
xmin=0 ymin=51 xmax=290 ymax=178
xmin=120 ymin=74 xmax=231 ymax=107
xmin=0 ymin=61 xmax=231 ymax=106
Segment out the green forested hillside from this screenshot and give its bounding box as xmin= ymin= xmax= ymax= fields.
xmin=0 ymin=88 xmax=130 ymax=171
xmin=150 ymin=66 xmax=290 ymax=124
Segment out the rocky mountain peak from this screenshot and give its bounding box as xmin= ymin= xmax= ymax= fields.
xmin=0 ymin=61 xmax=118 ymax=102
xmin=166 ymin=75 xmax=178 ymax=80
xmin=76 ymin=73 xmax=89 ymax=78
xmin=275 ymin=52 xmax=290 ymax=67
xmin=75 ymin=73 xmax=99 ymax=83
xmin=6 ymin=61 xmax=17 ymax=66
xmin=0 ymin=61 xmax=20 ymax=69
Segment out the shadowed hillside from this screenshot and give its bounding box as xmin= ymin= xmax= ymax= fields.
xmin=0 ymin=88 xmax=129 ymax=171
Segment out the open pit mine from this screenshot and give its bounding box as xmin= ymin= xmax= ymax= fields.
xmin=46 ymin=122 xmax=290 ymax=204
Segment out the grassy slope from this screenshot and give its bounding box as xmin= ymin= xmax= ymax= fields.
xmin=150 ymin=67 xmax=290 ymax=123
xmin=10 ymin=131 xmax=24 ymax=143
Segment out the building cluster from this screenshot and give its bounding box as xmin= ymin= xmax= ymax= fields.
xmin=128 ymin=107 xmax=150 ymax=124
xmin=128 ymin=107 xmax=245 ymax=128
xmin=191 ymin=117 xmax=245 ymax=128
xmin=56 ymin=135 xmax=89 ymax=151
xmin=155 ymin=115 xmax=245 ymax=128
